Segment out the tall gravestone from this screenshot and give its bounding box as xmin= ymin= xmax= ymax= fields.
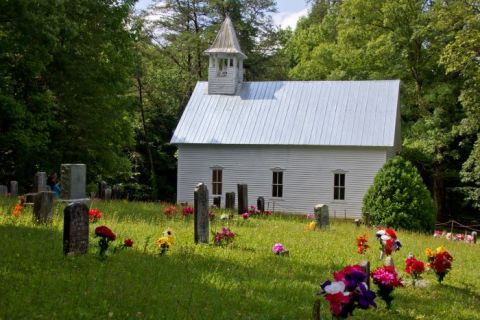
xmin=194 ymin=183 xmax=209 ymax=244
xmin=213 ymin=196 xmax=221 ymax=208
xmin=60 ymin=164 xmax=86 ymax=200
xmin=0 ymin=185 xmax=7 ymax=196
xmin=34 ymin=172 xmax=47 ymax=192
xmin=225 ymin=192 xmax=235 ymax=210
xmin=104 ymin=188 xmax=112 ymax=201
xmin=237 ymin=184 xmax=248 ymax=215
xmin=9 ymin=181 xmax=18 ymax=197
xmin=98 ymin=181 xmax=107 ymax=199
xmin=112 ymin=184 xmax=123 ymax=200
xmin=257 ymin=196 xmax=265 ymax=212
xmin=33 ymin=191 xmax=55 ymax=223
xmin=63 ymin=202 xmax=89 ymax=255
xmin=314 ymin=204 xmax=329 ymax=229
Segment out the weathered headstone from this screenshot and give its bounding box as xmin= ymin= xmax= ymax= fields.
xmin=0 ymin=185 xmax=7 ymax=196
xmin=354 ymin=218 xmax=361 ymax=227
xmin=34 ymin=172 xmax=48 ymax=192
xmin=33 ymin=191 xmax=55 ymax=224
xmin=359 ymin=260 xmax=371 ymax=289
xmin=213 ymin=196 xmax=221 ymax=208
xmin=63 ymin=202 xmax=89 ymax=255
xmin=472 ymin=231 xmax=477 ymax=244
xmin=104 ymin=188 xmax=112 ymax=201
xmin=60 ymin=164 xmax=86 ymax=200
xmin=257 ymin=196 xmax=265 ymax=212
xmin=194 ymin=183 xmax=209 ymax=244
xmin=9 ymin=181 xmax=18 ymax=197
xmin=25 ymin=193 xmax=36 ymax=204
xmin=98 ymin=181 xmax=107 ymax=199
xmin=314 ymin=204 xmax=329 ymax=229
xmin=237 ymin=184 xmax=248 ymax=215
xmin=112 ymin=184 xmax=123 ymax=200
xmin=225 ymin=192 xmax=235 ymax=210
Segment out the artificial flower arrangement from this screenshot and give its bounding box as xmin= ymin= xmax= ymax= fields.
xmin=88 ymin=208 xmax=102 ymax=222
xmin=12 ymin=196 xmax=26 ymax=217
xmin=95 ymin=225 xmax=116 ymax=259
xmin=404 ymin=254 xmax=425 ymax=287
xmin=242 ymin=212 xmax=250 ymax=219
xmin=304 ymin=221 xmax=317 ymax=231
xmin=371 ymin=265 xmax=403 ymax=309
xmin=434 ymin=230 xmax=476 ymax=243
xmin=213 ymin=227 xmax=236 ymax=246
xmin=425 ymin=246 xmax=453 ymax=283
xmin=319 ymin=265 xmax=376 ymax=319
xmin=376 ymin=228 xmax=402 ymax=259
xmin=156 ymin=228 xmax=175 ymax=255
xmin=208 ymin=211 xmax=215 ymax=220
xmin=182 ymin=206 xmax=193 ymax=217
xmin=356 ymin=234 xmax=369 ymax=254
xmin=272 ymin=243 xmax=289 ymax=256
xmin=163 ymin=205 xmax=178 ymax=217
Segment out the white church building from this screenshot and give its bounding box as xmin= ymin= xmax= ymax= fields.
xmin=171 ymin=17 xmax=401 ymax=217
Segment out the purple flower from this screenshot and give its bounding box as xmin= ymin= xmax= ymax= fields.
xmin=357 ymin=283 xmax=377 ymax=309
xmin=272 ymin=243 xmax=284 ymax=254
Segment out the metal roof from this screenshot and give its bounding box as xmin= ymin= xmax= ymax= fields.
xmin=171 ymin=80 xmax=400 ymax=147
xmin=204 ymin=17 xmax=246 ymax=58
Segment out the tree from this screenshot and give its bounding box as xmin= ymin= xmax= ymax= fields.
xmin=363 ymin=156 xmax=436 ymax=232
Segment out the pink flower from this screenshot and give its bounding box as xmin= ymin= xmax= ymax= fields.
xmin=306 ymin=213 xmax=315 ymax=220
xmin=182 ymin=206 xmax=194 ymax=216
xmin=242 ymin=212 xmax=249 ymax=219
xmin=272 ymin=243 xmax=284 ymax=254
xmin=325 ymin=292 xmax=351 ymax=316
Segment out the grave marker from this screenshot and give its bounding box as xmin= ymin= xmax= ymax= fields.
xmin=237 ymin=184 xmax=248 ymax=215
xmin=34 ymin=172 xmax=47 ymax=192
xmin=33 ymin=191 xmax=55 ymax=224
xmin=213 ymin=196 xmax=221 ymax=208
xmin=225 ymin=192 xmax=235 ymax=210
xmin=104 ymin=188 xmax=112 ymax=201
xmin=359 ymin=260 xmax=371 ymax=289
xmin=60 ymin=164 xmax=86 ymax=200
xmin=63 ymin=202 xmax=89 ymax=255
xmin=98 ymin=181 xmax=107 ymax=199
xmin=0 ymin=185 xmax=7 ymax=196
xmin=314 ymin=204 xmax=329 ymax=229
xmin=10 ymin=181 xmax=18 ymax=196
xmin=194 ymin=183 xmax=209 ymax=244
xmin=257 ymin=196 xmax=265 ymax=212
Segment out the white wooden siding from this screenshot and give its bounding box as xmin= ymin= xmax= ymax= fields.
xmin=177 ymin=145 xmax=388 ymax=218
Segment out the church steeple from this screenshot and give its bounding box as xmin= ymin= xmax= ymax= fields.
xmin=205 ymin=17 xmax=246 ymax=95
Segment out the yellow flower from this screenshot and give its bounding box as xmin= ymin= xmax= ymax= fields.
xmin=304 ymin=221 xmax=317 ymax=231
xmin=436 ymin=246 xmax=446 ymax=254
xmin=162 ymin=228 xmax=175 ymax=245
xmin=156 ymin=236 xmax=173 ymax=247
xmin=425 ymin=247 xmax=435 ymax=258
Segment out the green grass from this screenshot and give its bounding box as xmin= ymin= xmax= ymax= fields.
xmin=0 ymin=198 xmax=479 ymax=319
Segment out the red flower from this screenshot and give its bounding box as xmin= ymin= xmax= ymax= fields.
xmin=182 ymin=207 xmax=194 ymax=216
xmin=429 ymin=251 xmax=453 ymax=274
xmin=95 ymin=225 xmax=116 ymax=241
xmin=124 ymin=239 xmax=133 ymax=247
xmin=405 ymin=257 xmax=425 ymax=275
xmin=356 ymin=234 xmax=369 ymax=254
xmin=88 ymin=208 xmax=102 ymax=219
xmin=163 ymin=205 xmax=178 ymax=216
xmin=385 ymin=228 xmax=397 ymax=239
xmin=325 ymin=292 xmax=351 ymax=316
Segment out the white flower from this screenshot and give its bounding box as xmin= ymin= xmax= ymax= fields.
xmin=324 ymin=281 xmax=346 ymax=295
xmin=376 ymin=230 xmax=386 ymax=238
xmin=220 ymin=214 xmax=229 ymax=220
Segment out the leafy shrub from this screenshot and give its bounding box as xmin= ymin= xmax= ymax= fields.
xmin=363 ymin=156 xmax=436 ymax=232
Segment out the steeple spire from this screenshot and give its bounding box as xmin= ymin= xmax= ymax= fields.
xmin=205 ymin=17 xmax=247 ymax=95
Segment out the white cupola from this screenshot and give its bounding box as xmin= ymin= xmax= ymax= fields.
xmin=204 ymin=16 xmax=247 ymax=95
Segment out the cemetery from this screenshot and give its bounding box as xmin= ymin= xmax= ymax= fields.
xmin=1 ymin=1 xmax=480 ymax=319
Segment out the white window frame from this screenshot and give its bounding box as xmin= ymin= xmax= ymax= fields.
xmin=271 ymin=168 xmax=284 ymax=198
xmin=333 ymin=170 xmax=347 ymax=201
xmin=211 ymin=166 xmax=223 ymax=196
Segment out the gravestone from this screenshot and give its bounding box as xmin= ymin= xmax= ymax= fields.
xmin=354 ymin=218 xmax=361 ymax=227
xmin=63 ymin=202 xmax=89 ymax=255
xmin=314 ymin=204 xmax=329 ymax=229
xmin=0 ymin=185 xmax=7 ymax=196
xmin=33 ymin=191 xmax=55 ymax=224
xmin=104 ymin=188 xmax=112 ymax=201
xmin=98 ymin=181 xmax=107 ymax=199
xmin=225 ymin=192 xmax=235 ymax=210
xmin=359 ymin=260 xmax=371 ymax=289
xmin=472 ymin=231 xmax=477 ymax=244
xmin=194 ymin=183 xmax=209 ymax=244
xmin=213 ymin=196 xmax=221 ymax=208
xmin=60 ymin=164 xmax=86 ymax=200
xmin=237 ymin=184 xmax=248 ymax=215
xmin=112 ymin=184 xmax=123 ymax=200
xmin=34 ymin=172 xmax=48 ymax=192
xmin=9 ymin=181 xmax=18 ymax=196
xmin=25 ymin=193 xmax=36 ymax=204
xmin=257 ymin=196 xmax=265 ymax=212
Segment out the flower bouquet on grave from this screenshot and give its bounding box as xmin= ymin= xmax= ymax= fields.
xmin=272 ymin=243 xmax=289 ymax=256
xmin=356 ymin=234 xmax=369 ymax=254
xmin=425 ymin=246 xmax=453 ymax=283
xmin=88 ymin=208 xmax=102 ymax=223
xmin=12 ymin=196 xmax=26 ymax=217
xmin=157 ymin=228 xmax=175 ymax=255
xmin=376 ymin=228 xmax=402 ymax=260
xmin=405 ymin=254 xmax=425 ymax=287
xmin=371 ymin=265 xmax=403 ymax=309
xmin=95 ymin=225 xmax=116 ymax=259
xmin=182 ymin=206 xmax=194 ymax=217
xmin=212 ymin=227 xmax=236 ymax=246
xmin=318 ymin=265 xmax=376 ymax=319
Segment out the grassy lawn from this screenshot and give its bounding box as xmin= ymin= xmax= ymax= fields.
xmin=0 ymin=198 xmax=479 ymax=319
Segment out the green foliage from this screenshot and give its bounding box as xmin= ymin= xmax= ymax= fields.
xmin=363 ymin=156 xmax=436 ymax=232
xmin=1 ymin=198 xmax=480 ymax=319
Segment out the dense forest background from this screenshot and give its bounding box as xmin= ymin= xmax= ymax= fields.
xmin=0 ymin=0 xmax=478 ymax=220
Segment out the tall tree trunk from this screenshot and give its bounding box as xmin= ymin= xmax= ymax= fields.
xmin=433 ymin=164 xmax=447 ymax=222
